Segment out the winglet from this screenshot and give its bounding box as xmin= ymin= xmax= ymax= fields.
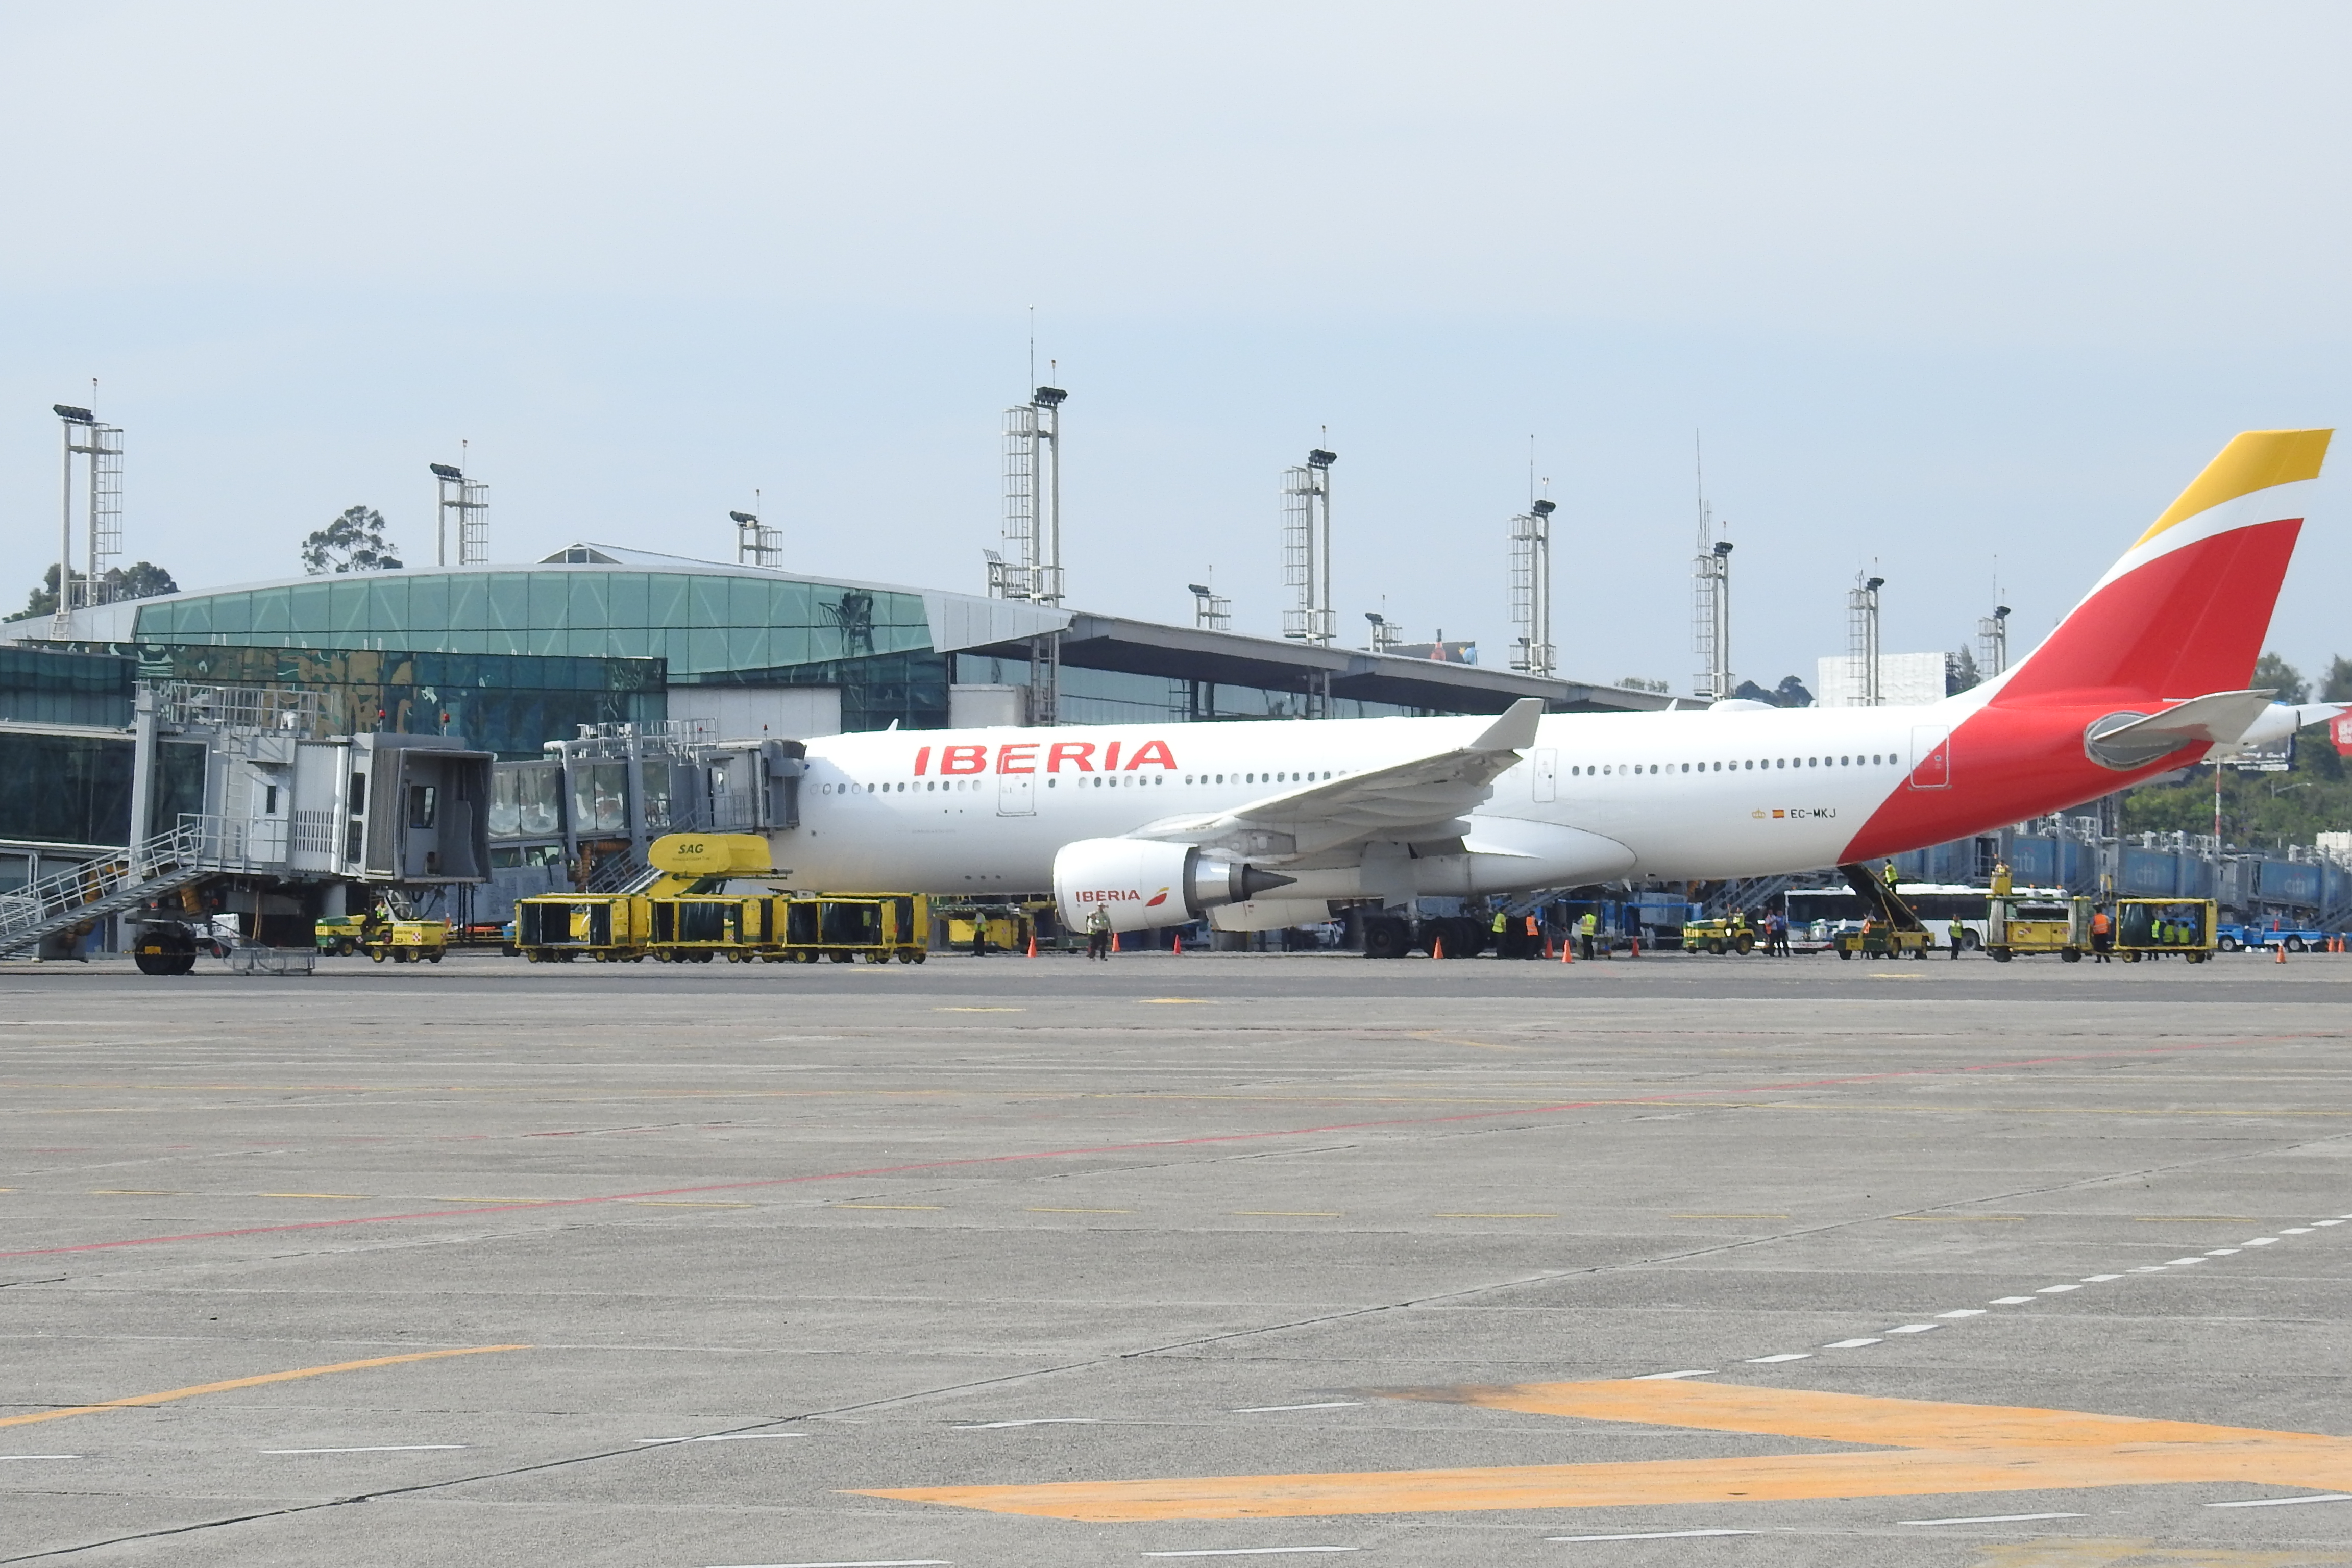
xmin=1469 ymin=698 xmax=1545 ymax=753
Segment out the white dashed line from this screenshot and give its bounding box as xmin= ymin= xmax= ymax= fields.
xmin=2244 ymin=1237 xmax=2280 ymax=1246
xmin=2206 ymin=1248 xmax=2241 ymax=1256
xmin=1745 ymin=1354 xmax=1811 ymax=1363
xmin=1900 ymin=1512 xmax=2085 ymax=1526
xmin=260 ymin=1444 xmax=468 ymax=1454
xmin=2035 ymin=1285 xmax=2081 ymax=1294
xmin=1822 ymin=1338 xmax=1882 ymax=1350
xmin=636 ymin=1434 xmax=804 ymax=1444
xmin=2205 ymin=1493 xmax=2352 ymax=1509
xmin=2281 ymin=1228 xmax=2315 ymax=1235
xmin=1936 ymin=1309 xmax=1986 ymax=1318
xmin=0 ymin=1455 xmax=79 ymax=1461
xmin=2128 ymin=1266 xmax=2167 ymax=1273
xmin=2166 ymin=1258 xmax=2209 ymax=1266
xmin=1547 ymin=1530 xmax=1755 ymax=1542
xmin=1142 ymin=1550 xmax=1359 ymax=1558
xmin=1232 ymin=1403 xmax=1361 ymax=1413
xmin=1990 ymin=1296 xmax=2037 ymax=1304
xmin=952 ymin=1418 xmax=1101 ymax=1430
xmin=1631 ymin=1370 xmax=1717 ymax=1381
xmin=2315 ymin=1220 xmax=2344 ymax=1227
xmin=2079 ymin=1275 xmax=2123 ymax=1283
xmin=1884 ymin=1324 xmax=1939 ymax=1335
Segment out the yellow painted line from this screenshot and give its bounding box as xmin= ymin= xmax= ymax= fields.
xmin=934 ymin=1007 xmax=1024 ymax=1013
xmin=833 ymin=1203 xmax=943 ymax=1211
xmin=1435 ymin=1213 xmax=1556 ymax=1219
xmin=1142 ymin=998 xmax=1211 ymax=1004
xmin=260 ymin=1192 xmax=369 ymax=1200
xmin=862 ymin=1378 xmax=2352 ymax=1521
xmin=1891 ymin=1215 xmax=2027 ymax=1222
xmin=1231 ymin=1211 xmax=1341 ymax=1218
xmin=0 ymin=1344 xmax=531 ymax=1431
xmin=629 ymin=1200 xmax=755 ymax=1208
xmin=1027 ymin=1207 xmax=1133 ymax=1214
xmin=89 ymin=1190 xmax=183 ymax=1196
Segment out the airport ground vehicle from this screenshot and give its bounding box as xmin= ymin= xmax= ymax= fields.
xmin=2216 ymin=919 xmax=2323 ymax=952
xmin=1681 ymin=915 xmax=1756 ymax=954
xmin=511 ymin=834 xmax=927 ymax=964
xmin=314 ymin=910 xmax=449 ymax=962
xmin=1984 ymin=892 xmax=2091 ymax=962
xmin=1833 ymin=923 xmax=1938 ymax=959
xmin=2118 ymin=898 xmax=2218 ymax=962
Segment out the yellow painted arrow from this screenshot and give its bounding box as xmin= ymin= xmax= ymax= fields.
xmin=859 ymin=1378 xmax=2352 ymax=1521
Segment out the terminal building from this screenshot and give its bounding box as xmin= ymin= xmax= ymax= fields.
xmin=0 ymin=545 xmax=1671 ymax=902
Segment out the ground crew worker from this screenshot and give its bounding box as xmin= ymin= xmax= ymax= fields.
xmin=1883 ymin=861 xmax=1900 ymax=892
xmin=2090 ymin=905 xmax=2113 ymax=962
xmin=1579 ymin=909 xmax=1599 ymax=961
xmin=1492 ymin=907 xmax=1509 ymax=955
xmin=1086 ymin=905 xmax=1113 ymax=961
xmin=1950 ymin=921 xmax=1964 ymax=959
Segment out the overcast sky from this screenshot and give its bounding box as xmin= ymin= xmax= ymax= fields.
xmin=5 ymin=2 xmax=2349 ymax=695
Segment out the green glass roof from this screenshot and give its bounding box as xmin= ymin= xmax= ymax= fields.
xmin=131 ymin=568 xmax=932 ymax=678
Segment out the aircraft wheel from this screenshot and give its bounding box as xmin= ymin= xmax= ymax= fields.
xmin=1361 ymin=917 xmax=1410 ymax=960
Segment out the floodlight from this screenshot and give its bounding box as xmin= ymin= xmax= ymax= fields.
xmin=1307 ymin=449 xmax=1336 ymax=468
xmin=1188 ymin=584 xmax=1212 ymax=598
xmin=1033 ymin=386 xmax=1068 ymax=406
xmin=430 ymin=462 xmax=463 ymax=479
xmin=53 ymin=404 xmax=94 ymax=423
xmin=729 ymin=511 xmax=758 ymax=524
xmin=1530 ymin=498 xmax=1556 ymax=516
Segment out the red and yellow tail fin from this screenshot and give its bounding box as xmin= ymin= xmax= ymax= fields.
xmin=1997 ymin=429 xmax=2330 ymax=705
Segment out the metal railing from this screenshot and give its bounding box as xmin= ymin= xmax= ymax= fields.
xmin=0 ymin=820 xmax=212 ymax=954
xmin=152 ymin=682 xmax=326 ymax=735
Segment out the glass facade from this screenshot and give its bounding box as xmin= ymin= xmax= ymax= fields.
xmin=113 ymin=644 xmax=663 ymax=758
xmin=0 ymin=732 xmax=135 ymax=848
xmin=950 ymin=656 xmax=1432 ymax=724
xmin=132 ymin=569 xmax=930 ymax=678
xmin=0 ymin=646 xmax=134 ymax=728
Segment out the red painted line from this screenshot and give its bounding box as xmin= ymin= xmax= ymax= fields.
xmin=0 ymin=1034 xmax=2308 ymax=1262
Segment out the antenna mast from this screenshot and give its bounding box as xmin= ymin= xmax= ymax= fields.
xmin=1690 ymin=435 xmax=1733 ymax=700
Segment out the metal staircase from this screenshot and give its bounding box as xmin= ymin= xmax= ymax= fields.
xmin=1700 ymin=871 xmax=1806 ymax=918
xmin=0 ymin=821 xmax=218 ymax=959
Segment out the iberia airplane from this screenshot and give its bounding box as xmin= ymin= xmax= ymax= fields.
xmin=772 ymin=430 xmax=2332 ymax=944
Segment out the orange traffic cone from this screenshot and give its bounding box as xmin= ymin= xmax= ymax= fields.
xmin=1112 ymin=932 xmax=1121 ymax=954
xmin=1173 ymin=933 xmax=1183 ymax=955
xmin=1431 ymin=936 xmax=1445 ymax=960
xmin=1560 ymin=935 xmax=1573 ymax=964
xmin=2276 ymin=942 xmax=2287 ymax=964
xmin=1543 ymin=936 xmax=1553 ymax=958
xmin=1026 ymin=929 xmax=1037 ymax=957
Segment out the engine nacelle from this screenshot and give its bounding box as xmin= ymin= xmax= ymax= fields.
xmin=1052 ymin=838 xmax=1295 ymax=933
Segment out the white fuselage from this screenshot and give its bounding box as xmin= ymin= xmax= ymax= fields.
xmin=772 ymin=705 xmax=1961 ymax=895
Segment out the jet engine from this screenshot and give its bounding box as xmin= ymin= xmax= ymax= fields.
xmin=1051 ymin=838 xmax=1295 ymax=933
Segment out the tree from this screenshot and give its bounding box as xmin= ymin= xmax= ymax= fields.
xmin=2321 ymin=655 xmax=2352 ymax=704
xmin=2252 ymin=651 xmax=2308 ymax=704
xmin=302 ymin=506 xmax=403 ymax=575
xmin=1773 ymin=674 xmax=1814 ymax=708
xmin=106 ymin=561 xmax=178 ymax=600
xmin=7 ymin=560 xmax=176 ymax=621
xmin=1947 ymin=645 xmax=1980 ymax=695
xmin=11 ymin=564 xmax=62 ymax=621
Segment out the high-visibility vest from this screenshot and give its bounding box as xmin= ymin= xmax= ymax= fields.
xmin=1492 ymin=911 xmax=1508 ymax=934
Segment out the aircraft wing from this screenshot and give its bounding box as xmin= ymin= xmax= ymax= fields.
xmin=1131 ymin=698 xmax=1544 ymax=858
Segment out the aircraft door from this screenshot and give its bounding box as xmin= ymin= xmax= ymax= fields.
xmin=998 ymin=772 xmax=1035 ymax=816
xmin=1909 ymin=726 xmax=1951 ymax=789
xmin=1532 ymin=748 xmax=1558 ymax=803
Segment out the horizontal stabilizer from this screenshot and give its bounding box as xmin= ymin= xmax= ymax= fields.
xmin=1468 ymin=698 xmax=1545 ymax=753
xmin=2084 ymin=690 xmax=2276 ymax=770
